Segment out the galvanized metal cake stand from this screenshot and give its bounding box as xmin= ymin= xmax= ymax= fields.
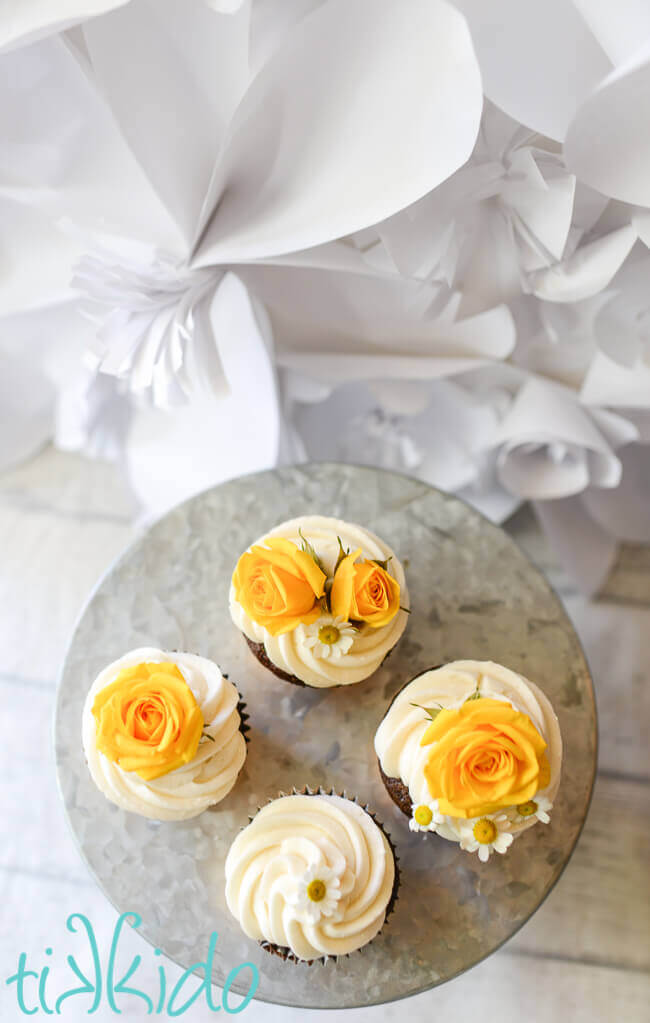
xmin=55 ymin=464 xmax=597 ymax=1009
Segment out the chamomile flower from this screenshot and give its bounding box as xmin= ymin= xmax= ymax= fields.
xmin=300 ymin=615 xmax=357 ymax=659
xmin=515 ymin=794 xmax=552 ymax=824
xmin=288 ymin=863 xmax=343 ymax=924
xmin=409 ymin=800 xmax=445 ymax=833
xmin=459 ymin=814 xmax=514 ymax=862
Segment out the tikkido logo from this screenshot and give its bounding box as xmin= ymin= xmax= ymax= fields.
xmin=5 ymin=912 xmax=259 ymax=1016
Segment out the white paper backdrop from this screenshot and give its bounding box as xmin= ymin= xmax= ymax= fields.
xmin=1 ymin=0 xmax=649 ymax=592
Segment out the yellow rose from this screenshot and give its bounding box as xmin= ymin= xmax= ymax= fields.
xmin=92 ymin=662 xmax=204 ymax=781
xmin=232 ymin=537 xmax=326 ymax=636
xmin=420 ymin=698 xmax=547 ymax=818
xmin=330 ymin=548 xmax=401 ymax=628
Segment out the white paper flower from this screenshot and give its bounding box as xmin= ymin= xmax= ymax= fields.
xmin=372 ymin=102 xmax=579 ymax=314
xmin=459 ymin=814 xmax=514 ymax=862
xmin=591 ymin=254 xmax=650 ymax=368
xmin=72 ymin=244 xmax=225 ymax=406
xmin=487 ymin=376 xmax=638 ymax=500
xmin=514 ymin=795 xmax=552 ymax=825
xmin=409 ymin=800 xmax=445 ymax=834
xmin=0 ymin=0 xmax=247 ymax=55
xmin=299 ymin=616 xmax=357 ymax=660
xmin=288 ymin=863 xmax=343 ymax=924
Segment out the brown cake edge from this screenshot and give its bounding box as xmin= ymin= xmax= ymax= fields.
xmin=243 ymin=635 xmax=308 ymax=687
xmin=378 ymin=760 xmax=413 ymax=819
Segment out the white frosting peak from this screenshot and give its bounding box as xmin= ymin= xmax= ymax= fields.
xmin=225 ymin=794 xmax=395 ymax=960
xmin=230 ymin=516 xmax=408 ymax=687
xmin=82 ymin=647 xmax=247 ymax=821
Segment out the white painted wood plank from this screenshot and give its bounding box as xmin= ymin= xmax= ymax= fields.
xmin=0 ymin=683 xmax=90 ymax=883
xmin=562 ymin=597 xmax=650 ymax=779
xmin=600 ymin=544 xmax=650 ymax=605
xmin=505 ymin=504 xmax=650 ymax=606
xmin=269 ymin=955 xmax=650 ymax=1023
xmin=0 ymin=446 xmax=138 ymax=522
xmin=0 ymin=873 xmax=159 ymax=1021
xmin=510 ymin=774 xmax=650 ymax=970
xmin=0 ymin=451 xmax=140 ymax=681
xmin=1 ymin=448 xmax=648 ymax=1023
xmin=0 ymin=506 xmax=138 ymax=680
xmin=1 ymin=870 xmax=648 ymax=1023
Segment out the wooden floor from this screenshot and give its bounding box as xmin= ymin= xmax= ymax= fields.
xmin=0 ymin=448 xmax=648 ymax=1022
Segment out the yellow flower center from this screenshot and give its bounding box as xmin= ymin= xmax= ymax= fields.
xmin=306 ymin=879 xmax=327 ymax=902
xmin=473 ymin=818 xmax=497 ymax=844
xmin=318 ymin=625 xmax=341 ymax=645
xmin=517 ymin=800 xmax=538 ymax=817
xmin=414 ymin=805 xmax=433 ymax=827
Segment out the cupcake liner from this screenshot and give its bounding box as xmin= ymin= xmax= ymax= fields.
xmin=236 ymin=696 xmax=251 ymax=745
xmin=251 ymin=785 xmax=400 ymax=966
xmin=219 ymin=670 xmax=251 ymax=745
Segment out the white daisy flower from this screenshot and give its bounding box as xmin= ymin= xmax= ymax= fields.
xmin=409 ymin=800 xmax=445 ymax=833
xmin=459 ymin=814 xmax=514 ymax=862
xmin=288 ymin=863 xmax=343 ymax=924
xmin=299 ymin=615 xmax=357 ymax=660
xmin=515 ymin=794 xmax=553 ymax=824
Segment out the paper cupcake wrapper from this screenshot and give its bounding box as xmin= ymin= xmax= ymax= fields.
xmin=218 ymin=667 xmax=250 ymax=746
xmin=236 ymin=697 xmax=250 ymax=745
xmin=251 ymin=785 xmax=400 ymax=966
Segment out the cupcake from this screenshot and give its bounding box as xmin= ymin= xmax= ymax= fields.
xmin=229 ymin=515 xmax=409 ymax=688
xmin=374 ymin=660 xmax=562 ymax=861
xmin=224 ymin=790 xmax=398 ymax=963
xmin=82 ymin=647 xmax=247 ymax=821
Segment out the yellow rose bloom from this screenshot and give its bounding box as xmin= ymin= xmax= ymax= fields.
xmin=92 ymin=662 xmax=204 ymax=781
xmin=330 ymin=549 xmax=401 ymax=628
xmin=420 ymin=698 xmax=547 ymax=818
xmin=232 ymin=537 xmax=326 ymax=636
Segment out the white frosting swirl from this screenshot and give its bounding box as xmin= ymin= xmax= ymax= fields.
xmin=224 ymin=794 xmax=395 ymax=961
xmin=374 ymin=660 xmax=562 ymax=843
xmin=229 ymin=516 xmax=409 ymax=687
xmin=82 ymin=647 xmax=247 ymax=821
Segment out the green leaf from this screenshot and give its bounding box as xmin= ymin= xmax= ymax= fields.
xmin=201 ymin=731 xmax=215 ymax=743
xmin=410 ymin=701 xmax=443 ymax=721
xmin=464 ymin=688 xmax=482 ymax=702
xmin=333 ymin=535 xmax=350 ymax=575
xmin=298 ymin=528 xmax=326 ymax=575
xmin=372 ymin=555 xmax=393 ymax=572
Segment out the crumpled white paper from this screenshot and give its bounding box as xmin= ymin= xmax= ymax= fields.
xmin=0 ymin=1 xmax=129 ymax=55
xmin=371 ymin=103 xmax=578 ymax=313
xmin=0 ymin=0 xmax=483 ymax=487
xmin=487 ymin=376 xmax=638 ymax=499
xmin=452 ymin=0 xmax=612 ymax=141
xmin=192 ymin=0 xmax=483 ymax=263
xmin=2 ymin=0 xmax=650 ymax=595
xmin=0 ymin=0 xmax=246 ymax=55
xmin=124 ymin=273 xmax=280 ymax=513
xmin=565 ymin=40 xmax=650 ymax=207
